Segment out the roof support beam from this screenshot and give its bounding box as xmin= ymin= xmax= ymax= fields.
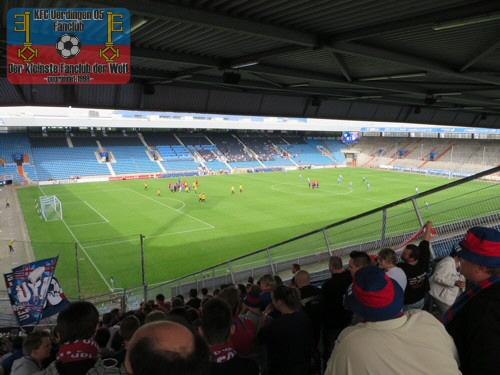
xmin=331 ymin=52 xmax=352 ymax=82
xmin=330 ymin=1 xmax=500 ymax=42
xmin=460 ymin=37 xmax=500 ymax=72
xmin=227 ymin=45 xmax=306 ymax=68
xmin=78 ymin=0 xmax=317 ymax=46
xmin=10 ymin=1 xmax=500 ymax=89
xmin=132 ymin=47 xmax=220 ymax=67
xmin=329 ymin=41 xmax=500 ymax=86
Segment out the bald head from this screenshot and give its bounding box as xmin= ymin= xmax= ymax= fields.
xmin=294 ymin=270 xmax=310 ymax=288
xmin=125 ymin=321 xmax=209 ymax=375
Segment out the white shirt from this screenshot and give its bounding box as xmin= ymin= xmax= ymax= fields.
xmin=386 ymin=266 xmax=407 ymax=291
xmin=325 ymin=310 xmax=461 ymax=375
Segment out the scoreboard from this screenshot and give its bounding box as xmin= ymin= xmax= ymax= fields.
xmin=342 ymin=131 xmax=359 ymax=144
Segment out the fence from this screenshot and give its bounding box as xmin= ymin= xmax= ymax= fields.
xmin=102 ymin=165 xmax=500 ymax=310
xmin=1 ymin=166 xmax=499 ymax=317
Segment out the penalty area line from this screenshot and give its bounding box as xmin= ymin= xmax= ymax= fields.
xmin=127 ymin=188 xmax=214 ymax=229
xmin=38 ymin=186 xmax=113 ymax=292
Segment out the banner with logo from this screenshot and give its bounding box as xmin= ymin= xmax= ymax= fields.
xmin=3 ymin=256 xmax=68 ymax=326
xmin=7 ymin=8 xmax=130 ymax=84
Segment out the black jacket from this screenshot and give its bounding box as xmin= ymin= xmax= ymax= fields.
xmin=446 ymin=282 xmax=500 ymax=375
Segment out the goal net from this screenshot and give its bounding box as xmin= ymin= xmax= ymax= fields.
xmin=40 ymin=195 xmax=62 ymax=221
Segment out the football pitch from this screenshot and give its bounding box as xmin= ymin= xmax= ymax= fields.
xmin=15 ymin=168 xmax=490 ymax=297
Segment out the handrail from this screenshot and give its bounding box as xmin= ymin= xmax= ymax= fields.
xmin=147 ymin=165 xmax=500 ymax=289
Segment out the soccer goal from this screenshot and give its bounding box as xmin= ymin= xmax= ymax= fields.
xmin=39 ymin=195 xmax=63 ymax=221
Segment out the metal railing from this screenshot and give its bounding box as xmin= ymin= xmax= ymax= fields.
xmin=2 ymin=166 xmax=499 ymax=316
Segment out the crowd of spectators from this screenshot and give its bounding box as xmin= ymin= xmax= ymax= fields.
xmin=0 ymin=224 xmax=498 ymax=375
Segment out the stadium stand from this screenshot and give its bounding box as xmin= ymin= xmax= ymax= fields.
xmin=238 ymin=134 xmax=295 ymax=167
xmin=353 ymin=137 xmax=500 ymax=175
xmin=207 ymin=133 xmax=265 ymax=169
xmin=276 ymin=138 xmax=333 ymax=166
xmin=70 ymin=136 xmax=99 ymax=147
xmin=142 ymin=132 xmax=180 ymax=147
xmin=307 ymin=138 xmax=346 ymax=163
xmin=0 ymin=133 xmax=33 ymax=164
xmin=30 ymin=147 xmax=110 ymax=180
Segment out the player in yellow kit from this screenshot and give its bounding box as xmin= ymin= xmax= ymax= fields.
xmin=231 ymin=186 xmax=235 ymax=195
xmin=156 ymin=189 xmax=161 ymax=197
xmin=239 ymin=184 xmax=243 ymax=193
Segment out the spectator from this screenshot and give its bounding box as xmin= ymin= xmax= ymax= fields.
xmin=289 ymin=264 xmax=300 ymax=287
xmin=429 ymin=245 xmax=464 ymax=313
xmin=11 ymin=331 xmax=51 ymax=375
xmin=101 ymin=313 xmax=112 ymax=329
xmin=37 ymin=301 xmax=121 ymax=375
xmin=258 ymin=285 xmax=313 ymax=375
xmin=2 ymin=337 xmax=24 ymax=375
xmin=398 ymin=221 xmax=433 ymax=310
xmin=155 ymin=294 xmax=171 ymax=313
xmin=112 ymin=315 xmax=140 ymax=368
xmin=273 ymin=275 xmax=283 ymax=286
xmin=377 ymin=248 xmax=407 ymax=291
xmin=347 ymin=251 xmax=371 ymax=278
xmin=325 ymin=266 xmax=460 ymax=375
xmin=94 ymin=328 xmax=114 ymax=359
xmin=258 ymin=274 xmax=276 ymax=312
xmin=444 ymin=227 xmax=500 ymax=375
xmin=321 ymin=256 xmax=352 ymax=365
xmin=201 ymin=288 xmax=209 ymax=298
xmin=145 ymin=310 xmax=168 ymax=324
xmin=236 ymin=284 xmax=247 ymax=299
xmin=125 ymin=321 xmax=209 ymax=375
xmin=239 ymin=286 xmax=264 ymax=328
xmin=171 ymin=298 xmax=184 ymax=310
xmin=186 ymin=289 xmax=201 ymax=310
xmin=200 ymin=298 xmax=259 ymax=375
xmin=217 ymin=287 xmax=256 ymax=358
xmin=294 ymin=270 xmax=322 ymax=346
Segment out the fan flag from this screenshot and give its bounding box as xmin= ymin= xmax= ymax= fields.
xmin=4 ymin=256 xmax=69 ymax=326
xmin=7 ymin=8 xmax=130 ymax=84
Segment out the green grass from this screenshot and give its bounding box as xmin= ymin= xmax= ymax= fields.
xmin=16 ymin=168 xmax=497 ymax=297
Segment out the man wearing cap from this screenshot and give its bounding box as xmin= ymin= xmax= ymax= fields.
xmin=240 ymin=286 xmax=268 ymax=329
xmin=325 ymin=266 xmax=461 ymax=375
xmin=444 ymin=226 xmax=500 ymax=375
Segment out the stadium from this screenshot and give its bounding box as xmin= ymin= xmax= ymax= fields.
xmin=0 ymin=1 xmax=499 ymax=374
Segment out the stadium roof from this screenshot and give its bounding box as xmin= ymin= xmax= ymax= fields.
xmin=1 ymin=0 xmax=500 ymax=128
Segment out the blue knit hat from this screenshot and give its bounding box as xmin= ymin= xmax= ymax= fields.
xmin=457 ymin=227 xmax=500 ymax=268
xmin=346 ymin=266 xmax=404 ymax=322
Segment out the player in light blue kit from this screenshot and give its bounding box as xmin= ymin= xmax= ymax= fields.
xmin=367 ymin=183 xmax=371 ymax=191
xmin=349 ymin=181 xmax=353 ymax=189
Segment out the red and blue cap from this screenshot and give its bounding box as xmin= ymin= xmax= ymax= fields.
xmin=346 ymin=266 xmax=404 ymax=322
xmin=243 ymin=291 xmax=260 ymax=308
xmin=457 ymin=227 xmax=500 ymax=268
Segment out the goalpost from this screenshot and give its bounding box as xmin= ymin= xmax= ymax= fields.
xmin=39 ymin=195 xmax=63 ymax=221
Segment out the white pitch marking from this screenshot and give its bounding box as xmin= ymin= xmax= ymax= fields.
xmin=83 ymin=201 xmax=109 ymax=223
xmin=69 ymin=221 xmax=107 ymax=228
xmin=38 ymin=186 xmax=112 ymax=291
xmin=127 ymin=189 xmax=214 ymax=229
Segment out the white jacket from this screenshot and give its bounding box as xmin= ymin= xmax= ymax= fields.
xmin=429 ymin=256 xmax=461 ymax=306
